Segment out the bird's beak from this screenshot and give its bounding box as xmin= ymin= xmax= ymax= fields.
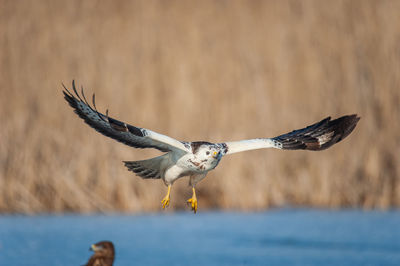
xmin=90 ymin=244 xmax=98 ymax=251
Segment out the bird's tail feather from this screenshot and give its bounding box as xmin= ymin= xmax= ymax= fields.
xmin=124 ymin=154 xmax=168 ymax=179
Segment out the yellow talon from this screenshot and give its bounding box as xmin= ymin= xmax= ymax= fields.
xmin=161 ymin=197 xmax=170 ymax=208
xmin=187 ymin=187 xmax=198 ymax=213
xmin=161 ymin=184 xmax=171 ymax=209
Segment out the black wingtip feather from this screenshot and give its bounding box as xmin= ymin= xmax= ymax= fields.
xmin=80 ymin=86 xmax=90 ymax=106
xmin=274 ymin=114 xmax=360 ymax=151
xmin=72 ymin=80 xmax=81 ymax=101
xmin=62 ymin=80 xmax=171 ymax=152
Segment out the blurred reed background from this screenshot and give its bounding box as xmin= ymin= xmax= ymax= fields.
xmin=0 ymin=0 xmax=399 ymax=213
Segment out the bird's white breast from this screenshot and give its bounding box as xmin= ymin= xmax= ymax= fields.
xmin=164 ymin=164 xmax=188 ymax=184
xmin=163 ymin=152 xmax=221 ymax=185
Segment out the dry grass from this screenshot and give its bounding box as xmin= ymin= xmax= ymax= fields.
xmin=0 ymin=0 xmax=399 ymax=213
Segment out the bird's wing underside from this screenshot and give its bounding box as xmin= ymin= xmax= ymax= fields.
xmin=63 ymin=81 xmax=190 ymax=153
xmin=222 ymin=115 xmax=360 ymax=155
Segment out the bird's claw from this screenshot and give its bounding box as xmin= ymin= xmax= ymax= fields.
xmin=161 ymin=185 xmax=171 ymax=209
xmin=187 ymin=197 xmax=198 ymax=213
xmin=161 ymin=196 xmax=170 ymax=209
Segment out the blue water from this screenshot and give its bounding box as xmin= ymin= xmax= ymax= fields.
xmin=0 ymin=209 xmax=399 ymax=266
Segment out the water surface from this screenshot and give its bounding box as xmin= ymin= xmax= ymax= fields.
xmin=1 ymin=209 xmax=399 ymax=265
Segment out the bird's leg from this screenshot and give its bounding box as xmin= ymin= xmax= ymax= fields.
xmin=187 ymin=186 xmax=198 ymax=213
xmin=161 ymin=184 xmax=171 ymax=209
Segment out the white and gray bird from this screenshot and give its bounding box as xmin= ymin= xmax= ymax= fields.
xmin=63 ymin=81 xmax=360 ymax=213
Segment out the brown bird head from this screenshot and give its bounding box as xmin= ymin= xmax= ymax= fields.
xmin=84 ymin=241 xmax=115 ymax=266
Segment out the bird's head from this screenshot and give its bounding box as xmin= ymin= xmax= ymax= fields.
xmin=90 ymin=241 xmax=115 ymax=258
xmin=192 ymin=142 xmax=223 ymax=169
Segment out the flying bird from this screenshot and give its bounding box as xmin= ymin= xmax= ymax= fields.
xmin=83 ymin=241 xmax=115 ymax=266
xmin=63 ymin=81 xmax=360 ymax=213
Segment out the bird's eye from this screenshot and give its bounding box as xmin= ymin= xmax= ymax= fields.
xmin=206 ymin=151 xmax=210 ymax=155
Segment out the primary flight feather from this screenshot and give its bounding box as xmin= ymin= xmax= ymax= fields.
xmin=63 ymin=81 xmax=360 ymax=213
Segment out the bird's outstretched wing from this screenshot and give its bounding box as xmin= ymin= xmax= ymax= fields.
xmin=222 ymin=115 xmax=360 ymax=155
xmin=63 ymin=81 xmax=190 ymax=153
